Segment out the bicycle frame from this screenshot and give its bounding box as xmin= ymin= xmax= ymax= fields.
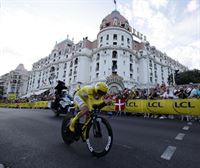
xmin=79 ymin=108 xmax=100 ymax=141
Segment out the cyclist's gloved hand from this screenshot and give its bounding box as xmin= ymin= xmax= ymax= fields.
xmin=92 ymin=104 xmax=99 ymax=109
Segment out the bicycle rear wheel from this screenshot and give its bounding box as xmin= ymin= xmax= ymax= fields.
xmin=86 ymin=116 xmax=113 ymax=157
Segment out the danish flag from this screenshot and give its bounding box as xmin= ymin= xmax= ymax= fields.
xmin=115 ymin=98 xmax=125 ymax=112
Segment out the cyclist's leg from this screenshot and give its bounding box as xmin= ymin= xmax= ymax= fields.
xmin=69 ymin=96 xmax=89 ymax=132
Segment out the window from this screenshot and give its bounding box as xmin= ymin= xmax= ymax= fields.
xmin=64 ymin=63 xmax=67 ymax=69
xmin=96 ymin=54 xmax=100 ymax=61
xmin=127 ymin=38 xmax=130 ymax=44
xmin=121 ymin=35 xmax=124 ymax=41
xmin=74 ymin=66 xmax=77 ymax=74
xmin=100 ymin=36 xmax=103 ymax=42
xmin=74 ymin=58 xmax=78 ymax=65
xmin=112 ymin=51 xmax=117 ymax=58
xmin=69 ymin=69 xmax=72 ymax=76
xmin=59 ymin=51 xmax=61 ymax=55
xmin=63 ymin=71 xmax=66 ymax=77
xmin=130 ymin=64 xmax=133 ymax=72
xmin=112 ymin=60 xmax=117 ymax=70
xmin=113 ymin=42 xmax=117 ymax=45
xmin=96 ymin=73 xmax=99 ymax=78
xmin=96 ymin=63 xmax=99 ymax=71
xmin=106 ymin=35 xmax=109 ymax=40
xmin=130 ymin=74 xmax=133 ymax=79
xmin=130 ymin=55 xmax=133 ymax=62
xmin=104 ymin=60 xmax=106 ymax=64
xmin=154 ymin=63 xmax=157 ymax=70
xmin=113 ymin=34 xmax=117 ymax=40
xmin=70 ymin=61 xmax=73 ymax=67
xmin=150 ymin=77 xmax=153 ymax=83
xmin=149 ymin=60 xmax=152 ymax=67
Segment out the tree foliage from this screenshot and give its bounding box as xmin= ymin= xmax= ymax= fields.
xmin=175 ymin=69 xmax=200 ymax=85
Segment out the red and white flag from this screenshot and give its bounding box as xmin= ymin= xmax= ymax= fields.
xmin=115 ymin=98 xmax=125 ymax=112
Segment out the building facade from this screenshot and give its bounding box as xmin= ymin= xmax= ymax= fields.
xmin=0 ymin=64 xmax=29 ymax=99
xmin=27 ymin=10 xmax=187 ymax=94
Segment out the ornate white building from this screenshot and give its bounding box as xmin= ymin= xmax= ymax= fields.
xmin=27 ymin=10 xmax=187 ymax=94
xmin=0 ymin=64 xmax=29 ymax=99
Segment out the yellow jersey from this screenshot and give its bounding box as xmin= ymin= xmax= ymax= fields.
xmin=75 ymin=86 xmax=103 ymax=110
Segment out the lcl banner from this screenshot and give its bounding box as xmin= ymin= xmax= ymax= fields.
xmin=103 ymin=99 xmax=200 ymax=116
xmin=0 ymin=99 xmax=200 ymax=116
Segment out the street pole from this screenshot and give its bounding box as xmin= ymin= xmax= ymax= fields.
xmin=147 ymin=55 xmax=150 ymax=99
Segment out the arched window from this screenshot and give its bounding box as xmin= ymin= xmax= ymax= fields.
xmin=112 ymin=51 xmax=117 ymax=58
xmin=74 ymin=58 xmax=78 ymax=65
xmin=50 ymin=66 xmax=55 ymax=72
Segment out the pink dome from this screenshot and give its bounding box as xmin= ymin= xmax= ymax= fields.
xmin=100 ymin=10 xmax=131 ymax=31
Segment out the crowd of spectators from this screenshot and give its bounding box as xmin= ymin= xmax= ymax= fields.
xmin=109 ymin=82 xmax=200 ymax=101
xmin=1 ymin=82 xmax=199 ymax=104
xmin=0 ymin=90 xmax=54 ymax=103
xmin=108 ymin=83 xmax=200 ymax=122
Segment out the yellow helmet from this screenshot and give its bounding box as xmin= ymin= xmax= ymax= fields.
xmin=95 ymin=82 xmax=109 ymax=94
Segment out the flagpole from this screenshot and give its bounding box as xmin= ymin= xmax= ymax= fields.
xmin=114 ymin=0 xmax=117 ymax=10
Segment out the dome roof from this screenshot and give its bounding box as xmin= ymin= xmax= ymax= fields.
xmin=15 ymin=64 xmax=26 ymax=72
xmin=100 ymin=10 xmax=131 ymax=31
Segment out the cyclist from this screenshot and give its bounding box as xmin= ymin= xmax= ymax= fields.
xmin=69 ymin=82 xmax=112 ymax=132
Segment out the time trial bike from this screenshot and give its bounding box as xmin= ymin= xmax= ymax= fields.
xmin=61 ymin=104 xmax=113 ymax=158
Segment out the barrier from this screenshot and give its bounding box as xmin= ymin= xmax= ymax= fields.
xmin=0 ymin=99 xmax=200 ymax=116
xmin=103 ymin=99 xmax=200 ymax=116
xmin=0 ymin=101 xmax=49 ymax=109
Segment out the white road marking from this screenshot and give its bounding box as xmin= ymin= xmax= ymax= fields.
xmin=187 ymin=122 xmax=192 ymax=125
xmin=0 ymin=164 xmax=5 ymax=168
xmin=161 ymin=146 xmax=176 ymax=160
xmin=175 ymin=133 xmax=185 ymax=140
xmin=183 ymin=126 xmax=189 ymax=130
xmin=114 ymin=143 xmax=132 ymax=149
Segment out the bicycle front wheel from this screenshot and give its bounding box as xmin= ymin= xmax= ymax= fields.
xmin=86 ymin=116 xmax=113 ymax=157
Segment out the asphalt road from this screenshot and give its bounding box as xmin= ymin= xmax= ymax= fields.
xmin=0 ymin=108 xmax=199 ymax=168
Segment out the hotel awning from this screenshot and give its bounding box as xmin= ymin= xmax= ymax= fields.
xmin=20 ymin=89 xmax=48 ymax=98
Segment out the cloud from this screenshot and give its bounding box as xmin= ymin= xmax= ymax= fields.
xmin=119 ymin=0 xmax=200 ymax=70
xmin=186 ymin=0 xmax=199 ymax=12
xmin=149 ymin=0 xmax=168 ymax=9
xmin=167 ymin=43 xmax=200 ymax=70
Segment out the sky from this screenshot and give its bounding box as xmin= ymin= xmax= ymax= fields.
xmin=0 ymin=0 xmax=199 ymax=76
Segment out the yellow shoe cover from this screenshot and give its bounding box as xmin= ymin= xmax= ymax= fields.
xmin=69 ymin=118 xmax=76 ymax=132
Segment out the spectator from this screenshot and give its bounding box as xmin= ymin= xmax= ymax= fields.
xmin=194 ymin=84 xmax=200 ymax=98
xmin=188 ymin=83 xmax=197 ymax=98
xmin=176 ymin=87 xmax=187 ymax=99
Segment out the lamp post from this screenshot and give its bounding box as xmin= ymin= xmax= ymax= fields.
xmin=146 ymin=55 xmax=150 ymax=99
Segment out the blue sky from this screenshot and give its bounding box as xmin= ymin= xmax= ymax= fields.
xmin=0 ymin=0 xmax=199 ymax=76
